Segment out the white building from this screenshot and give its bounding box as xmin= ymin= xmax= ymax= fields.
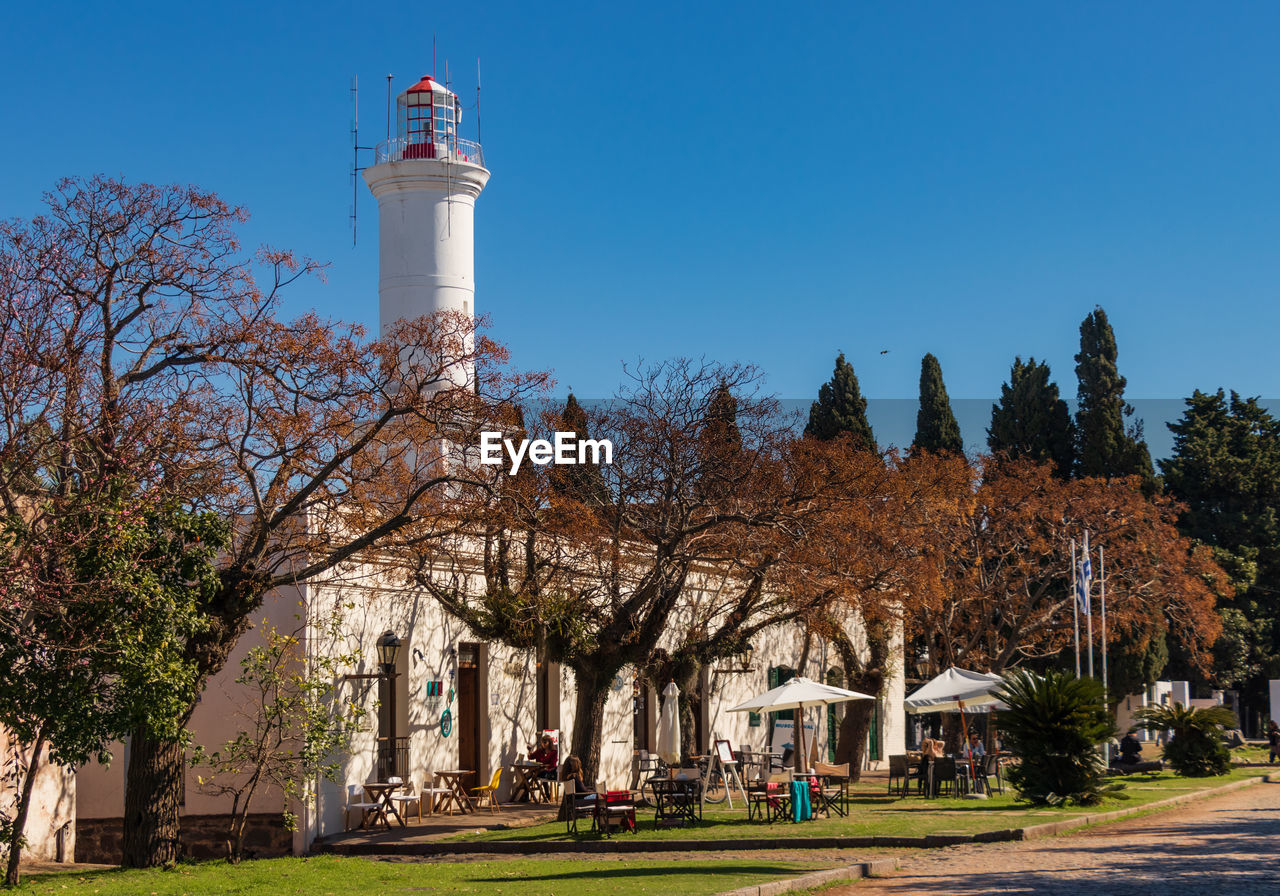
xmin=71 ymin=71 xmax=905 ymax=860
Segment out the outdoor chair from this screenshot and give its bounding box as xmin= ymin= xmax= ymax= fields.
xmin=736 ymin=748 xmax=763 ymax=784
xmin=983 ymin=753 xmax=1004 ymax=794
xmin=470 ymin=767 xmax=503 ymax=814
xmin=419 ymin=771 xmax=452 ymax=816
xmin=814 ymin=761 xmax=850 ymax=817
xmin=596 ymin=788 xmax=637 ymax=837
xmin=344 ymin=784 xmax=381 ymax=831
xmin=747 ymin=772 xmax=791 ymax=823
xmin=387 ymin=776 xmax=422 ymax=822
xmin=931 ymin=757 xmax=958 ymax=797
xmin=887 ymin=754 xmax=909 ymax=796
xmin=564 ymin=778 xmax=598 ymax=835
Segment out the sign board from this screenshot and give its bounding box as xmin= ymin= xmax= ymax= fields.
xmin=769 ymin=719 xmax=817 ymax=757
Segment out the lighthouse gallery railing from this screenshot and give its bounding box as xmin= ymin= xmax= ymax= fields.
xmin=375 ymin=136 xmax=485 ymax=168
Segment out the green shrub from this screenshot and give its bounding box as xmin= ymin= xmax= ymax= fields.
xmin=1133 ymin=703 xmax=1236 ymax=777
xmin=995 ymin=669 xmax=1121 ymax=806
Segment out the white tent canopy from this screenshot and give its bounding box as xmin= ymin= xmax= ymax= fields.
xmin=728 ymin=676 xmax=875 ymax=772
xmin=905 ymin=667 xmax=1007 ymax=714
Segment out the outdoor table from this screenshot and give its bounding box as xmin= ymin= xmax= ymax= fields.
xmin=361 ymin=781 xmax=404 ymax=829
xmin=650 ymin=776 xmax=701 ymax=828
xmin=433 ymin=769 xmax=475 ymax=814
xmin=510 ymin=761 xmax=549 ymax=803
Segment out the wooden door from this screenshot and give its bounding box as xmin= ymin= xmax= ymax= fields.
xmin=456 ymin=643 xmax=481 ymax=788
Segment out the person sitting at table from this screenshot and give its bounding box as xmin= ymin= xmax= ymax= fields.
xmin=915 ymin=737 xmax=944 ymax=790
xmin=962 ymin=732 xmax=986 ymax=760
xmin=530 ymin=734 xmax=558 ymax=782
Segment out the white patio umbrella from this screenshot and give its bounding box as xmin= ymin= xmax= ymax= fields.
xmin=904 ymin=667 xmax=1007 ymax=714
xmin=656 ymin=681 xmax=682 ymax=765
xmin=728 ymin=677 xmax=875 ymax=773
xmin=905 ymin=666 xmax=1007 ymax=794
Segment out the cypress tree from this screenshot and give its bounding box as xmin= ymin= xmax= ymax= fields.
xmin=914 ymin=353 xmax=963 ymax=454
xmin=987 ymin=356 xmax=1075 ymax=478
xmin=699 ymin=380 xmax=744 ymax=504
xmin=1074 ymin=307 xmax=1154 ymax=482
xmin=551 ymin=393 xmax=609 ymax=507
xmin=1161 ymin=389 xmax=1280 ymax=706
xmin=805 ymin=353 xmax=876 ymax=451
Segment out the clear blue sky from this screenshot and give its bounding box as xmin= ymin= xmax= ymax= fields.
xmin=3 ymin=2 xmax=1278 ymax=456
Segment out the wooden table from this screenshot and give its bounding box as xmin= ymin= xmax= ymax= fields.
xmin=361 ymin=781 xmax=404 ymax=829
xmin=510 ymin=761 xmax=550 ymax=803
xmin=650 ymin=777 xmax=701 ymax=828
xmin=433 ymin=769 xmax=475 ymax=815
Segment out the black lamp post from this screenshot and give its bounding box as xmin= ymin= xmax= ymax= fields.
xmin=377 ymin=631 xmax=402 ymax=777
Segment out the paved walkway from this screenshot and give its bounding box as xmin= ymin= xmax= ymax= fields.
xmin=816 ymin=780 xmax=1280 ymax=895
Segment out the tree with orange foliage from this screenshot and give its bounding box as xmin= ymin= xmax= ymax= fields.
xmin=901 ymin=454 xmax=1224 ymax=685
xmin=0 ymin=177 xmax=540 ymax=867
xmin=410 ymin=361 xmax=909 ymax=782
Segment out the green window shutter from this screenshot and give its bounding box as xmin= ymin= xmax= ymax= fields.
xmin=868 ymin=701 xmax=882 ymax=761
xmin=769 ymin=666 xmax=796 ymax=723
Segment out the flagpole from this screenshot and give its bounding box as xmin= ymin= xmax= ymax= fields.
xmin=1071 ymin=538 xmax=1080 ymax=677
xmin=1100 ymin=544 xmax=1109 ymax=696
xmin=1084 ymin=530 xmax=1094 ymax=679
xmin=1100 ymin=543 xmax=1109 ymax=766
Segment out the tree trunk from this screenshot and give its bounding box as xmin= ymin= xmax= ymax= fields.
xmin=675 ymin=665 xmax=701 ymax=762
xmin=837 ymin=669 xmax=883 ymax=782
xmin=226 ymin=792 xmax=245 ymax=864
xmin=942 ymin=714 xmax=965 ymax=754
xmin=4 ymin=725 xmax=45 ymax=888
xmin=121 ymin=729 xmax=184 ymax=868
xmin=567 ymin=670 xmax=610 ymax=787
xmin=827 ymin=622 xmax=885 ymax=783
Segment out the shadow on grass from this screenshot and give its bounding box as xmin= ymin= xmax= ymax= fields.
xmin=466 ymin=862 xmax=810 ymax=883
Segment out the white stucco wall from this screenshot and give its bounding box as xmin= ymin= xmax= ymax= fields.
xmin=1 ymin=733 xmax=75 ymax=862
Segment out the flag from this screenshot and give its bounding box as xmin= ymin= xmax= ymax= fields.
xmin=1077 ymin=532 xmax=1093 ymax=615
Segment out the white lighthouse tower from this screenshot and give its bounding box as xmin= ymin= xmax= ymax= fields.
xmin=363 ymin=74 xmax=489 ymax=340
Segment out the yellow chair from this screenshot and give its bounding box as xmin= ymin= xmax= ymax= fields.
xmin=471 ymin=767 xmax=503 ymax=814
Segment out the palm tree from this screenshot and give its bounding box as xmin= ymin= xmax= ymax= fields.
xmin=1133 ymin=703 xmax=1237 ymax=777
xmin=995 ymin=669 xmax=1120 ymax=806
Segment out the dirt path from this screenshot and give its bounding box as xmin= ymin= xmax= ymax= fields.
xmin=818 ymin=780 xmax=1280 ymax=895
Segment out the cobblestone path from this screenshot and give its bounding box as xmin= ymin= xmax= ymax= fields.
xmin=819 ymin=780 xmax=1280 ymax=895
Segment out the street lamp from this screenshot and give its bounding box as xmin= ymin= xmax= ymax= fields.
xmin=914 ymin=649 xmax=930 ymax=680
xmin=377 ymin=631 xmax=402 ymax=675
xmin=713 ymin=643 xmax=756 ymax=677
xmin=377 ymin=631 xmax=402 ymax=778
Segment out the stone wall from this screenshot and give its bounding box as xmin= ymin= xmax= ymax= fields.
xmin=76 ymin=813 xmax=292 ymax=864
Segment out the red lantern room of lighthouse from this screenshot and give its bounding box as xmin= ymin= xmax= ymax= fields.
xmin=380 ymin=74 xmax=483 ymax=166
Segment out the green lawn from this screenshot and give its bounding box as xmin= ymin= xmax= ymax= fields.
xmin=1230 ymin=743 xmax=1276 ymax=765
xmin=18 ymin=856 xmax=833 ymax=896
xmin=456 ymin=767 xmax=1269 ymax=843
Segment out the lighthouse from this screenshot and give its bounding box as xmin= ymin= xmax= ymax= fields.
xmin=363 ymin=74 xmax=489 ymax=341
